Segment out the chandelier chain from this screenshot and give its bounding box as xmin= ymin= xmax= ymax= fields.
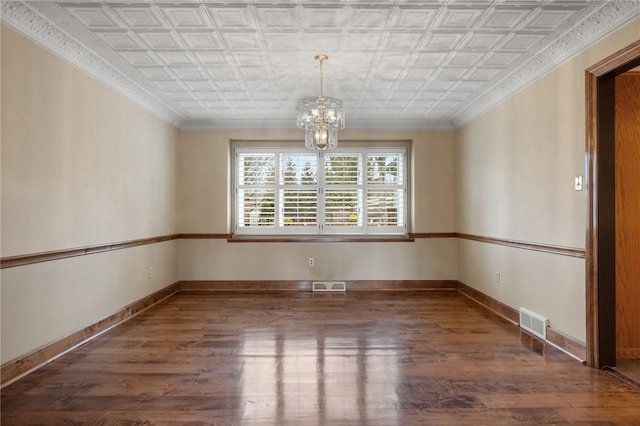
xmin=319 ymin=57 xmax=324 ymax=98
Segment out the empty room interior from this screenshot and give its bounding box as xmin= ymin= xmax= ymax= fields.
xmin=1 ymin=1 xmax=640 ymax=424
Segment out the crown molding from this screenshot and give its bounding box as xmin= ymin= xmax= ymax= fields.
xmin=2 ymin=1 xmax=639 ymax=131
xmin=178 ymin=117 xmax=456 ymax=131
xmin=0 ymin=1 xmax=185 ymax=127
xmin=452 ymin=0 xmax=640 ymax=128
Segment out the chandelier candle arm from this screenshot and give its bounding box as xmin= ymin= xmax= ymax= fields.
xmin=296 ymin=54 xmax=345 ymax=150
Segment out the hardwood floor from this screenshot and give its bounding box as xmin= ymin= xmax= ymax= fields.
xmin=3 ymin=290 xmax=640 ymax=425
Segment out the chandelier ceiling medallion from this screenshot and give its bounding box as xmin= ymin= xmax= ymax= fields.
xmin=297 ymin=54 xmax=345 ymax=150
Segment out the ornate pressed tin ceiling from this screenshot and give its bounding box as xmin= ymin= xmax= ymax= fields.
xmin=2 ymin=1 xmax=639 ymax=130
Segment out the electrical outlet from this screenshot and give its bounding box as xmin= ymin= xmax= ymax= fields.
xmin=148 ymin=267 xmax=154 ymax=279
xmin=308 ymin=257 xmax=315 ymax=267
xmin=575 ymin=175 xmax=583 ymax=191
xmin=495 ymin=271 xmax=501 ymax=284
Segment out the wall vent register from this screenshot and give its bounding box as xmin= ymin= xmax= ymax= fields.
xmin=312 ymin=281 xmax=346 ymax=292
xmin=519 ymin=307 xmax=548 ymax=340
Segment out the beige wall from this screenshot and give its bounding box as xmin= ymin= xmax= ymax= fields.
xmin=1 ymin=25 xmax=179 ymax=363
xmin=456 ymin=17 xmax=640 ymax=343
xmin=177 ymin=129 xmax=458 ymax=281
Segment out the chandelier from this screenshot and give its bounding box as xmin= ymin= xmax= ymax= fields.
xmin=297 ymin=54 xmax=345 ymax=150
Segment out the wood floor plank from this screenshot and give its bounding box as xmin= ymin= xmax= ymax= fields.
xmin=2 ymin=290 xmax=640 ymax=425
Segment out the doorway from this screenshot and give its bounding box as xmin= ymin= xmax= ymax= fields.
xmin=586 ymin=39 xmax=640 ymax=373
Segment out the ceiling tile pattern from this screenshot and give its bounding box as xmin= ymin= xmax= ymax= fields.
xmin=2 ymin=1 xmax=640 ymax=130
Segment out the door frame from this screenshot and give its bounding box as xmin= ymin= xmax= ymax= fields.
xmin=585 ymin=39 xmax=640 ymax=368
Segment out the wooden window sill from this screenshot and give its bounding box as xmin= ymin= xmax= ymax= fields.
xmin=227 ymin=235 xmax=415 ymax=243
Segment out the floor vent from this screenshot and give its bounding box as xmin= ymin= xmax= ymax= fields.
xmin=519 ymin=308 xmax=548 ymax=339
xmin=312 ymin=281 xmax=346 ymax=292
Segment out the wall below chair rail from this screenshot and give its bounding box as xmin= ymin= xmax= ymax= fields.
xmin=1 ymin=240 xmax=178 ymax=366
xmin=0 ymin=229 xmax=589 ymax=381
xmin=458 ymin=239 xmax=586 ymax=343
xmin=178 ymin=238 xmax=458 ymax=282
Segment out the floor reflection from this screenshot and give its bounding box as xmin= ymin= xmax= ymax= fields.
xmin=241 ymin=329 xmax=399 ymax=425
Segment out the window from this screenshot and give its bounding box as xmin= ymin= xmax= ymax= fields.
xmin=234 ymin=146 xmax=407 ymax=236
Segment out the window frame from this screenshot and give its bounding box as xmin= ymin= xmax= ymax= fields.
xmin=233 ymin=142 xmax=410 ymax=237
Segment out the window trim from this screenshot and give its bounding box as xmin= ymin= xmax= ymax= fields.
xmin=231 ymin=140 xmax=411 ymax=238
